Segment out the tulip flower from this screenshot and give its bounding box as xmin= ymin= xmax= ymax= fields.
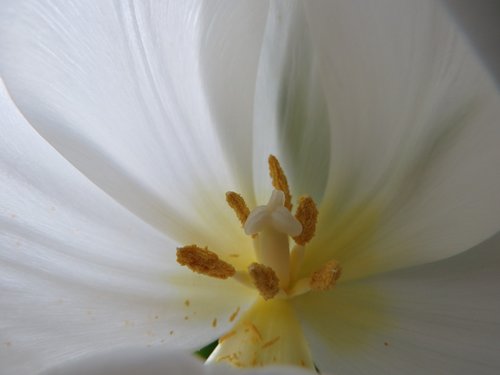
xmin=1 ymin=0 xmax=499 ymax=374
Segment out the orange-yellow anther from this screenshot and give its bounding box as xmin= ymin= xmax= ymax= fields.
xmin=248 ymin=263 xmax=280 ymax=300
xmin=177 ymin=245 xmax=235 ymax=279
xmin=293 ymin=196 xmax=318 ymax=245
xmin=268 ymin=155 xmax=292 ymax=211
xmin=226 ymin=191 xmax=250 ymax=226
xmin=310 ymin=260 xmax=342 ymax=291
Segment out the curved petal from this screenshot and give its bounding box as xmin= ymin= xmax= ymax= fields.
xmin=40 ymin=348 xmax=204 ymax=375
xmin=199 ymin=0 xmax=270 ymax=205
xmin=301 ymin=0 xmax=500 ymax=279
xmin=0 ymin=0 xmax=248 ymax=256
xmin=0 ymin=81 xmax=253 ymax=375
xmin=40 ymin=346 xmax=320 ymax=375
xmin=251 ymin=1 xmax=331 ymax=203
xmin=442 ymin=0 xmax=500 ymax=85
xmin=295 ymin=232 xmax=500 ymax=375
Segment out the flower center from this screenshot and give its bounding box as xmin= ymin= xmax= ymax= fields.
xmin=176 ymin=155 xmax=341 ymax=368
xmin=177 ymin=155 xmax=341 ymax=300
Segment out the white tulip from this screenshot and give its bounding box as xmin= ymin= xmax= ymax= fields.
xmin=0 ymin=1 xmax=499 ymax=374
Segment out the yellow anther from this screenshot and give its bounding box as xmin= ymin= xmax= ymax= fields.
xmin=177 ymin=245 xmax=235 ymax=279
xmin=268 ymin=155 xmax=292 ymax=211
xmin=309 ymin=260 xmax=342 ymax=291
xmin=293 ymin=196 xmax=318 ymax=245
xmin=248 ymin=263 xmax=280 ymax=300
xmin=226 ymin=191 xmax=250 ymax=226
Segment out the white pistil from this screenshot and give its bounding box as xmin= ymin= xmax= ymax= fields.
xmin=244 ymin=190 xmax=302 ymax=288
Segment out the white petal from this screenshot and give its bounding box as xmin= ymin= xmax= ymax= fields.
xmin=0 ymin=0 xmax=247 ymax=255
xmin=295 ymin=233 xmax=500 ymax=375
xmin=251 ymin=1 xmax=331 ymax=203
xmin=40 ymin=346 xmax=319 ymax=375
xmin=199 ymin=0 xmax=270 ymax=204
xmin=443 ymin=0 xmax=500 ymax=84
xmin=301 ymin=0 xmax=500 ymax=279
xmin=0 ymin=81 xmax=253 ymax=375
xmin=40 ymin=348 xmax=204 ymax=375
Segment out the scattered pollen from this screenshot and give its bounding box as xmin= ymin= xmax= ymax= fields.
xmin=212 ymin=318 xmax=218 ymax=328
xmin=268 ymin=155 xmax=292 ymax=211
xmin=384 ymin=342 xmax=389 ymax=347
xmin=310 ymin=260 xmax=342 ymax=291
xmin=262 ymin=336 xmax=280 ymax=349
xmin=229 ymin=307 xmax=241 ymax=322
xmin=249 ymin=323 xmax=263 ymax=341
xmin=184 ymin=299 xmax=190 ymax=307
xmin=177 ymin=245 xmax=235 ymax=279
xmin=219 ymin=330 xmax=237 ymax=343
xmin=293 ymin=196 xmax=318 ymax=245
xmin=218 ymin=353 xmax=243 ymax=367
xmin=248 ymin=263 xmax=280 ymax=300
xmin=169 ymin=330 xmax=174 ymax=335
xmin=184 ymin=315 xmax=189 ymax=320
xmin=226 ymin=191 xmax=250 ymax=226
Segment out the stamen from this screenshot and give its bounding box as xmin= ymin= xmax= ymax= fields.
xmin=177 ymin=245 xmax=235 ymax=279
xmin=286 ymin=277 xmax=312 ymax=298
xmin=248 ymin=263 xmax=280 ymax=300
xmin=289 ymin=245 xmax=306 ymax=281
xmin=226 ymin=191 xmax=250 ymax=226
xmin=268 ymin=155 xmax=292 ymax=211
xmin=310 ymin=260 xmax=342 ymax=291
xmin=293 ymin=196 xmax=318 ymax=245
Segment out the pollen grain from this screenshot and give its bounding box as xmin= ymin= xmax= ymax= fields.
xmin=310 ymin=260 xmax=342 ymax=291
xmin=248 ymin=262 xmax=280 ymax=300
xmin=268 ymin=155 xmax=292 ymax=211
xmin=229 ymin=307 xmax=241 ymax=322
xmin=249 ymin=323 xmax=263 ymax=341
xmin=293 ymin=196 xmax=318 ymax=245
xmin=262 ymin=336 xmax=280 ymax=349
xmin=177 ymin=245 xmax=235 ymax=279
xmin=219 ymin=330 xmax=237 ymax=343
xmin=226 ymin=191 xmax=250 ymax=226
